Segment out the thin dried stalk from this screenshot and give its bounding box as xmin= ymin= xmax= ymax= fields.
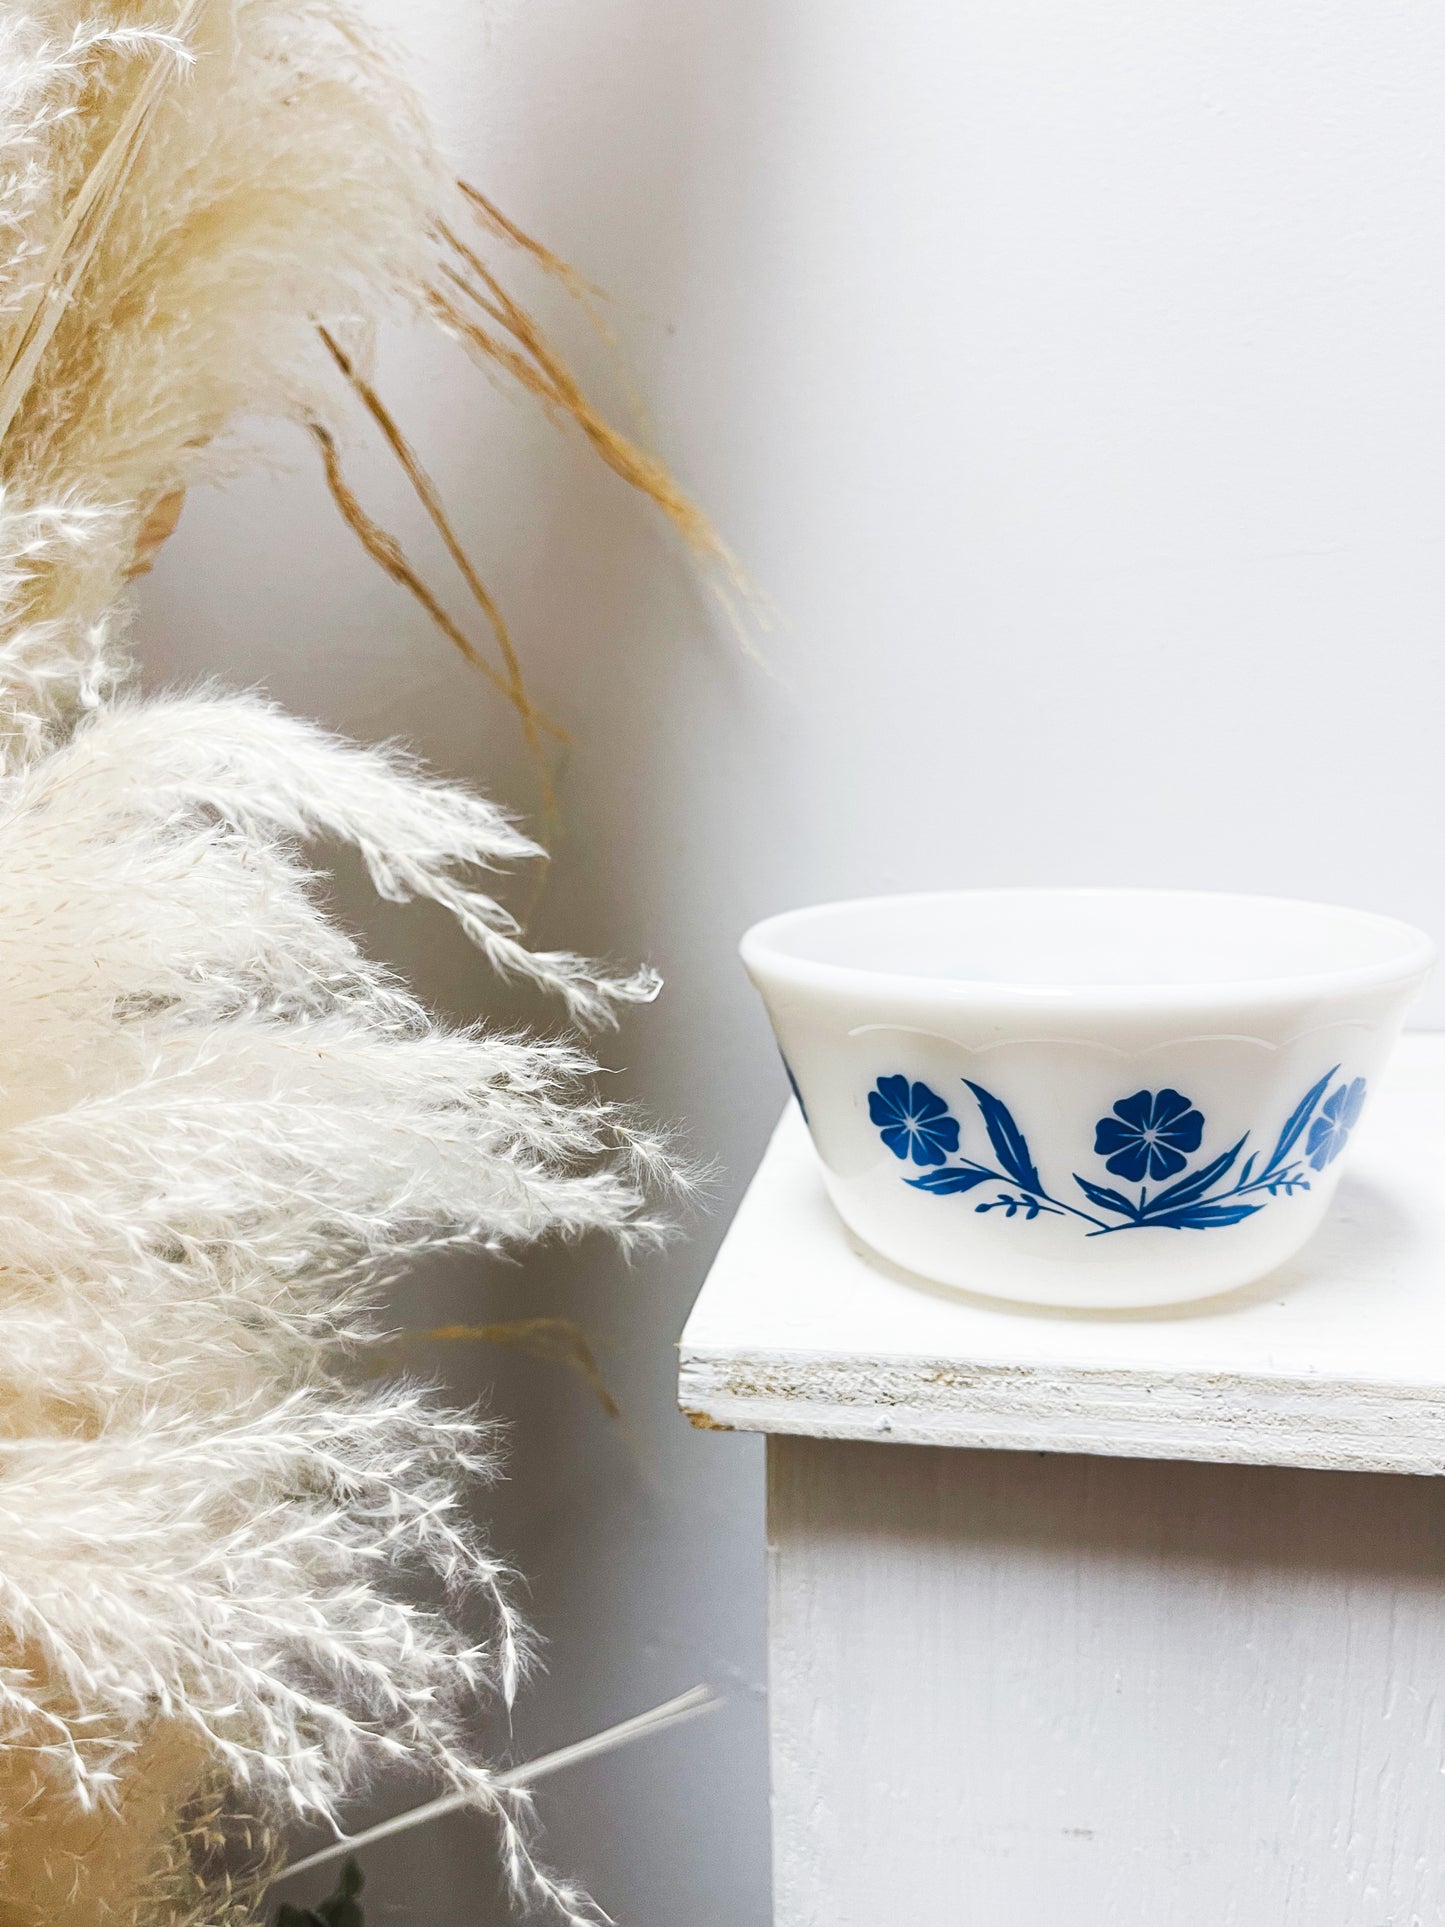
xmin=317 ymin=326 xmax=562 ymax=794
xmin=410 ymin=1316 xmax=620 ymax=1419
xmin=456 ymin=181 xmax=661 ymax=441
xmin=273 ymin=1686 xmax=722 ymax=1886
xmin=310 ymin=420 xmax=567 ymax=764
xmin=435 ymin=225 xmax=738 ymax=590
xmin=459 ymin=180 xmax=608 ymax=319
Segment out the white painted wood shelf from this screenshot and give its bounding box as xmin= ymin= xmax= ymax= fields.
xmin=680 ymin=1031 xmax=1445 ymax=1475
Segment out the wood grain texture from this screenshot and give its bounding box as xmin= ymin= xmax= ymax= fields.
xmin=768 ymin=1436 xmax=1445 ymax=1927
xmin=682 ymin=1034 xmax=1445 ymax=1473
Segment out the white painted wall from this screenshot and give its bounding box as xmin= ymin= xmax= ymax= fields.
xmin=136 ymin=1 xmax=1445 ymax=1920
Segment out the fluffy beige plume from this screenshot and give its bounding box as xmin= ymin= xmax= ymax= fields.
xmin=0 ymin=686 xmax=679 ymax=1926
xmin=0 ymin=0 xmax=727 ymax=768
xmin=0 ymin=0 xmax=440 ymax=745
xmin=0 ymin=5 xmax=706 ymax=1923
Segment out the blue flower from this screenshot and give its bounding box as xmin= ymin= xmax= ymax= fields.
xmin=1305 ymin=1077 xmax=1366 ymax=1171
xmin=868 ymin=1075 xmax=960 ymax=1167
xmin=1093 ymin=1088 xmax=1204 ymax=1183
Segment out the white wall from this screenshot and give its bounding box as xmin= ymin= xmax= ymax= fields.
xmin=137 ymin=1 xmax=1445 ymax=1920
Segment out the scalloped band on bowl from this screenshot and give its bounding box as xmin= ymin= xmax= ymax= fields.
xmin=741 ymin=889 xmax=1434 ymax=1309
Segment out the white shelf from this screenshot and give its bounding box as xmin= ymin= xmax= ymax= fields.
xmin=679 ymin=1031 xmax=1445 ymax=1474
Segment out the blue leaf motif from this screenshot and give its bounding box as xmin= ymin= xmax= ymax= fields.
xmin=1073 ymin=1174 xmax=1140 ymax=1219
xmin=977 ymin=1190 xmax=1048 ymax=1219
xmin=963 ymin=1081 xmax=1042 ymax=1193
xmin=1140 ymin=1138 xmax=1246 ymax=1217
xmin=1144 ymin=1201 xmax=1262 ymax=1230
xmin=906 ymin=1166 xmax=994 ymax=1195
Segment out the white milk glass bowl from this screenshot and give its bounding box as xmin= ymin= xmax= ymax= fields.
xmin=741 ymin=889 xmax=1434 ymax=1309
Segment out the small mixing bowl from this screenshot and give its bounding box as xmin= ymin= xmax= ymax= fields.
xmin=741 ymin=889 xmax=1434 ymax=1309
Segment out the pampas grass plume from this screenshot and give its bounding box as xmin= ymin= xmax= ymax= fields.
xmin=0 ymin=5 xmax=706 ymax=1921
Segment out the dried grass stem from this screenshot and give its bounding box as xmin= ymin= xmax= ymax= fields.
xmin=317 ymin=326 xmax=563 ymax=792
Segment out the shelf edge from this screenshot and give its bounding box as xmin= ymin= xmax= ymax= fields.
xmin=678 ymin=1346 xmax=1445 ymax=1473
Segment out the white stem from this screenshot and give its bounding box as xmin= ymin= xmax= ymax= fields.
xmin=271 ymin=1684 xmax=724 ymax=1885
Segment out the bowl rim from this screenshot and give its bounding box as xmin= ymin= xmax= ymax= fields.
xmin=739 ymin=887 xmax=1437 ymax=1011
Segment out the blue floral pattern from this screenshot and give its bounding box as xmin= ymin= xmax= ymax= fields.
xmin=868 ymin=1075 xmax=961 ymax=1167
xmin=866 ymin=1067 xmax=1365 ymax=1235
xmin=1093 ymin=1088 xmax=1203 ymax=1182
xmin=1306 ymin=1076 xmax=1366 ymax=1171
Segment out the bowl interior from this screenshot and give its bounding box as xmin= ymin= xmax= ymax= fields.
xmin=745 ymin=889 xmax=1434 ymax=995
